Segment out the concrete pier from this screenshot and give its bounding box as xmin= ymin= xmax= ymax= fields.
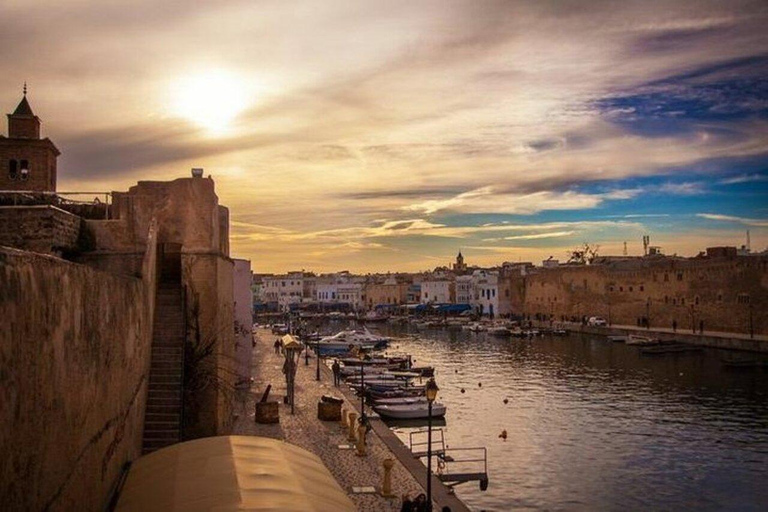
xmin=563 ymin=323 xmax=768 ymax=352
xmin=233 ymin=329 xmax=471 ymax=512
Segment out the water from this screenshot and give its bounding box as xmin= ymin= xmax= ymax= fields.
xmin=373 ymin=324 xmax=768 ymax=511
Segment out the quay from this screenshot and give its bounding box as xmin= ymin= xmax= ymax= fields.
xmin=561 ymin=323 xmax=768 ymax=352
xmin=233 ymin=328 xmax=472 ymax=512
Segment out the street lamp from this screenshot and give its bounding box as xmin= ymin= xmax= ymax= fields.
xmin=646 ymin=298 xmax=651 ymax=330
xmin=358 ymin=349 xmax=367 ymax=423
xmin=316 ymin=336 xmax=321 ymax=381
xmin=425 ymin=377 xmax=439 ymax=512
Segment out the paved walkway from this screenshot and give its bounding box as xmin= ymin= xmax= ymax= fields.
xmin=233 ymin=329 xmax=435 ymax=511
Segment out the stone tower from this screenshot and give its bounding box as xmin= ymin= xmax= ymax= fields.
xmin=0 ymin=88 xmax=60 ymax=192
xmin=454 ymin=250 xmax=467 ymax=273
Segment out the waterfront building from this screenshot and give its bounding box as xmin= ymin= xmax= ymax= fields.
xmin=363 ymin=275 xmax=409 ymax=309
xmin=260 ymin=271 xmax=315 ymax=311
xmin=421 ymin=278 xmax=454 ymax=304
xmin=455 ymin=274 xmax=474 ymax=304
xmin=471 ymin=270 xmax=500 ymax=317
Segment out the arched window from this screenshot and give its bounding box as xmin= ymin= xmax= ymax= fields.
xmin=8 ymin=160 xmax=18 ymax=180
xmin=19 ymin=160 xmax=29 ymax=180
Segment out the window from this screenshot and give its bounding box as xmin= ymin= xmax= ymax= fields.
xmin=8 ymin=160 xmax=18 ymax=180
xmin=737 ymin=294 xmax=750 ymax=304
xmin=677 ymin=272 xmax=683 ymax=281
xmin=640 ymin=285 xmax=644 ymax=292
xmin=619 ymin=286 xmax=623 ymax=292
xmin=19 ymin=160 xmax=28 ymax=180
xmin=505 ymin=288 xmax=510 ymax=297
xmin=609 ymin=286 xmax=614 ymax=292
xmin=664 ymin=273 xmax=669 ymax=282
xmin=717 ymin=293 xmax=723 ymax=303
xmin=695 ymin=296 xmax=700 ymax=305
xmin=629 ymin=286 xmax=633 ymax=292
xmin=681 ymin=298 xmax=685 ymax=305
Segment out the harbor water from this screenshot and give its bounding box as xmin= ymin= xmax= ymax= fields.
xmin=370 ymin=324 xmax=768 ymax=511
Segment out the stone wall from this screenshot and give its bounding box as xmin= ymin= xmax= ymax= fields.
xmin=0 ymin=225 xmax=157 ymax=511
xmin=0 ymin=205 xmax=80 ymax=256
xmin=520 ymin=255 xmax=768 ymax=335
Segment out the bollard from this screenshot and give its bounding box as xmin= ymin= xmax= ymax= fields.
xmin=381 ymin=459 xmax=395 ymax=497
xmin=347 ymin=412 xmax=358 ymax=442
xmin=355 ymin=422 xmax=367 ymax=457
xmin=340 ymin=408 xmax=348 ymax=429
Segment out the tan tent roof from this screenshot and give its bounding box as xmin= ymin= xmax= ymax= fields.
xmin=115 ymin=436 xmax=355 ymax=512
xmin=281 ymin=334 xmax=302 ymax=350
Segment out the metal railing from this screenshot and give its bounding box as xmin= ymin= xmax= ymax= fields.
xmin=0 ymin=190 xmax=112 ymax=219
xmin=409 ymin=427 xmax=446 ymax=458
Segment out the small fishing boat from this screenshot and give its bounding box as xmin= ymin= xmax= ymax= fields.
xmin=367 ymin=387 xmax=425 ymax=400
xmin=372 ymin=396 xmax=429 ymax=406
xmin=374 ymin=402 xmax=447 ymax=419
xmin=626 ymin=335 xmax=660 ymax=346
xmin=488 ymin=326 xmax=511 ymax=337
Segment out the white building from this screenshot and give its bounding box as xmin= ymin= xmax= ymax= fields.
xmin=316 ymin=275 xmax=364 ymax=310
xmin=455 ymin=275 xmax=474 ymax=304
xmin=420 ymin=279 xmax=453 ymax=304
xmin=233 ymin=259 xmax=253 ymax=386
xmin=259 ymin=271 xmax=312 ymax=311
xmin=471 ymin=270 xmax=499 ymax=317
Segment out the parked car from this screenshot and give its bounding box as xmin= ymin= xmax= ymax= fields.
xmin=588 ymin=316 xmax=607 ymax=326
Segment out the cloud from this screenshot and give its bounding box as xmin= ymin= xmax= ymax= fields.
xmin=697 ymin=213 xmax=768 ymax=227
xmin=658 ymin=181 xmax=706 ymax=195
xmin=719 ymin=173 xmax=768 ymax=184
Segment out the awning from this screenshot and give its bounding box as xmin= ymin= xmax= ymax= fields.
xmin=115 ymin=436 xmax=356 ymax=512
xmin=435 ymin=303 xmax=472 ymax=313
xmin=281 ymin=334 xmax=302 ymax=350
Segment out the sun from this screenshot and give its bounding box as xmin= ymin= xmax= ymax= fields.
xmin=171 ymin=70 xmax=250 ymax=134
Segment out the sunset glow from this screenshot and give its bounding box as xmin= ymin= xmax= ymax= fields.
xmin=171 ymin=70 xmax=250 ymax=134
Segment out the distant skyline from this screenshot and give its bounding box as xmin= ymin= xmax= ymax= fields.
xmin=2 ymin=0 xmax=767 ymax=272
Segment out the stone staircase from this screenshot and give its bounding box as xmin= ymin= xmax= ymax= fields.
xmin=142 ymin=280 xmax=184 ymax=454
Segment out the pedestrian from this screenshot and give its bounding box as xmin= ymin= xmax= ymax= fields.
xmin=672 ymin=319 xmax=677 ymax=332
xmin=413 ymin=493 xmax=429 ymax=512
xmin=332 ymin=359 xmax=341 ymax=387
xmin=699 ymin=319 xmax=704 ymax=334
xmin=400 ymin=494 xmax=414 ymax=512
xmin=273 ymin=338 xmax=281 ymax=354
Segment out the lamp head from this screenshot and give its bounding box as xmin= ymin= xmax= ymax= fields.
xmin=425 ymin=377 xmax=439 ymax=402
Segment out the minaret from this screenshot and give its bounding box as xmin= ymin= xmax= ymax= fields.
xmin=1 ymin=85 xmax=60 ymax=191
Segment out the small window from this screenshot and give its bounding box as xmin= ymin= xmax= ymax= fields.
xmin=664 ymin=273 xmax=669 ymax=282
xmin=619 ymin=286 xmax=623 ymax=292
xmin=664 ymin=295 xmax=668 ymax=304
xmin=629 ymin=286 xmax=634 ymax=292
xmin=640 ymin=285 xmax=644 ymax=292
xmin=677 ymin=272 xmax=683 ymax=281
xmin=19 ymin=160 xmax=29 ymax=180
xmin=717 ymin=293 xmax=723 ymax=303
xmin=681 ymin=298 xmax=685 ymax=305
xmin=8 ymin=160 xmax=18 ymax=180
xmin=695 ymin=296 xmax=700 ymax=305
xmin=737 ymin=294 xmax=750 ymax=304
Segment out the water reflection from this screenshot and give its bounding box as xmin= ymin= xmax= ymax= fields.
xmin=376 ymin=324 xmax=768 ymax=511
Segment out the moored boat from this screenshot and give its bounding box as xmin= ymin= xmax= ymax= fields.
xmin=374 ymin=402 xmax=447 ymax=419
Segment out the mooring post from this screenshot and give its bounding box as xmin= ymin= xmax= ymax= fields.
xmin=347 ymin=412 xmax=358 ymax=442
xmin=355 ymin=422 xmax=367 ymax=456
xmin=381 ymin=459 xmax=395 ymax=497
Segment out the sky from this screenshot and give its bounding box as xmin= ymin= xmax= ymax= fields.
xmin=2 ymin=0 xmax=767 ymax=273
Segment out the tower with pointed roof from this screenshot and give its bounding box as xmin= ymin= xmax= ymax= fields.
xmin=453 ymin=250 xmax=467 ymax=274
xmin=1 ymin=86 xmax=60 ymax=192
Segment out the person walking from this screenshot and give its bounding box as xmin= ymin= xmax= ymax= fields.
xmin=672 ymin=319 xmax=677 ymax=333
xmin=331 ymin=359 xmax=341 ymax=387
xmin=274 ymin=338 xmax=281 ymax=354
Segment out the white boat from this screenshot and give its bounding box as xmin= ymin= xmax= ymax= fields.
xmin=374 ymin=402 xmax=447 ymax=419
xmin=488 ymin=326 xmax=511 ymax=336
xmin=373 ymin=396 xmax=429 ymax=406
xmin=626 ymin=334 xmax=659 ymax=346
xmin=468 ymin=322 xmax=486 ymax=333
xmin=316 ymin=329 xmax=389 ymax=352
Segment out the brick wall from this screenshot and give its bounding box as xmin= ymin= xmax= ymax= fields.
xmin=0 ymin=139 xmax=58 ymax=191
xmin=0 ymin=205 xmax=80 ymax=256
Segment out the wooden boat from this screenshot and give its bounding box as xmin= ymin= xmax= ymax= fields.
xmin=373 ymin=396 xmax=429 ymax=406
xmin=367 ymin=388 xmax=424 ymax=400
xmin=374 ymin=402 xmax=447 ymax=419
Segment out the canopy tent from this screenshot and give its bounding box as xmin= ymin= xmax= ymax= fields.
xmin=115 ymin=436 xmax=355 ymax=512
xmin=281 ymin=334 xmax=302 ymax=350
xmin=435 ymin=303 xmax=472 ymax=313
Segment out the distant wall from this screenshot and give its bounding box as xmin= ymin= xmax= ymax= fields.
xmin=0 ymin=205 xmax=80 ymax=256
xmin=233 ymin=259 xmax=253 ymax=384
xmin=0 ymin=224 xmax=157 ymax=511
xmin=520 ymin=256 xmax=768 ymax=335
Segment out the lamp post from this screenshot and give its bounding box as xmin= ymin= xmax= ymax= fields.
xmin=646 ymin=298 xmax=651 ymax=329
xmin=425 ymin=377 xmax=439 ymax=512
xmin=358 ymin=350 xmax=367 ymax=423
xmin=316 ymin=337 xmax=321 ymax=381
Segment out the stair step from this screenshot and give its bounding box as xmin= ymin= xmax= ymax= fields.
xmin=151 ymin=360 xmax=182 ymax=369
xmin=145 ymin=413 xmax=180 ymax=422
xmin=143 ymin=430 xmax=180 ymax=440
xmin=148 ymin=382 xmax=182 ymax=390
xmin=146 ymin=404 xmax=181 ymax=413
xmin=148 ymin=389 xmax=181 ymax=398
xmin=150 ymin=375 xmax=182 ymax=384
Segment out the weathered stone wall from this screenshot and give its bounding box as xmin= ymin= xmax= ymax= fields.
xmin=0 ymin=228 xmax=157 ymax=511
xmin=233 ymin=259 xmax=253 ymax=385
xmin=520 ymin=255 xmax=768 ymax=335
xmin=0 ymin=138 xmax=58 ymax=192
xmin=0 ymin=205 xmax=80 ymax=256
